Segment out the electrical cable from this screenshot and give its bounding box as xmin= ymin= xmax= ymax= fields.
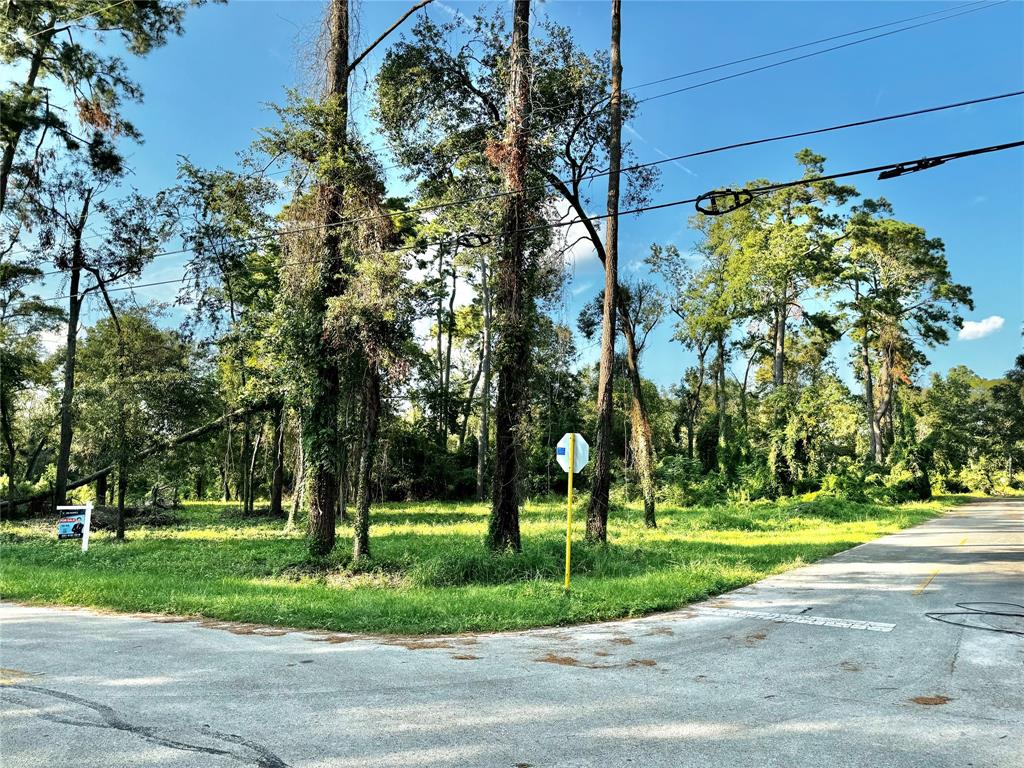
xmin=17 ymin=138 xmax=1024 ymax=306
xmin=925 ymin=602 xmax=1024 ymax=636
xmin=18 ymin=89 xmax=1024 ymax=277
xmin=5 ymin=2 xmax=1010 ymax=260
xmin=624 ymin=1 xmax=990 ymax=92
xmin=635 ymin=1 xmax=1009 ymax=105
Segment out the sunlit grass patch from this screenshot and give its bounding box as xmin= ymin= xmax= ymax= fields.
xmin=0 ymin=496 xmax=954 ymax=634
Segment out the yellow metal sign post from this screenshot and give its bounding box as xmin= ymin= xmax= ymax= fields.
xmin=556 ymin=432 xmax=589 ymax=593
xmin=564 ymin=433 xmax=575 ymax=592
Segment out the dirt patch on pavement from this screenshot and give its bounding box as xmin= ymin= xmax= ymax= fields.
xmin=645 ymin=626 xmax=675 ymax=636
xmin=535 ymin=652 xmax=586 ymax=667
xmin=451 ymin=654 xmax=480 ymax=660
xmin=307 ymin=633 xmax=357 ymax=644
xmin=533 ymin=653 xmax=658 ymax=670
xmin=911 ymin=695 xmax=952 ymax=706
xmin=840 ymin=661 xmax=862 ymax=672
xmin=194 ymin=619 xmax=290 ymax=637
xmin=385 ymin=639 xmax=456 ymax=651
xmin=608 ymin=636 xmax=635 ymax=645
xmin=744 ymin=632 xmax=767 ymax=646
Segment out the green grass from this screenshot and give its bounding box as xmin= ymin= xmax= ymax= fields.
xmin=0 ymin=496 xmax=954 ymax=635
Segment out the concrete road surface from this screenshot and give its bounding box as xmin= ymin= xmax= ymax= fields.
xmin=2 ymin=497 xmax=1022 ymax=767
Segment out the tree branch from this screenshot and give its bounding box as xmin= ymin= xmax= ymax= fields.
xmin=347 ymin=0 xmax=434 ymax=75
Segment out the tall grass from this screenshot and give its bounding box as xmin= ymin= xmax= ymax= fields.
xmin=0 ymin=496 xmax=951 ymax=634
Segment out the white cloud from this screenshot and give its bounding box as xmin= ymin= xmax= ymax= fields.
xmin=624 ymin=123 xmax=697 ymax=178
xmin=548 ymin=198 xmax=597 ymax=266
xmin=435 ymin=1 xmax=470 ymax=23
xmin=571 ymin=280 xmax=594 ymax=297
xmin=958 ymin=315 xmax=1004 ymax=341
xmin=38 ymin=325 xmax=68 ymax=355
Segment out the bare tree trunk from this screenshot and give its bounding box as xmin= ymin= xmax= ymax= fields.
xmin=54 ymin=190 xmax=92 ymax=509
xmin=95 ymin=473 xmax=107 ymax=506
xmin=2 ymin=406 xmax=18 ymax=500
xmin=772 ymin=298 xmax=786 ymax=387
xmin=488 ymin=0 xmax=532 ymax=552
xmin=353 ymin=366 xmax=381 ymax=561
xmin=247 ymin=428 xmax=263 ymax=513
xmin=270 ymin=404 xmax=285 ymax=516
xmin=23 ymin=435 xmax=46 ymax=482
xmin=116 ymin=465 xmax=127 ymax=540
xmin=443 ymin=257 xmax=457 ymax=442
xmin=240 ymin=418 xmax=252 ymax=513
xmin=288 ymin=412 xmax=305 ymax=530
xmin=476 ymin=254 xmax=492 ymax=501
xmin=873 ymin=353 xmax=894 ymax=464
xmin=861 ymin=337 xmax=882 ymax=464
xmin=221 ymin=421 xmax=233 ymax=501
xmin=715 ymin=333 xmax=727 ymax=468
xmin=586 ymin=0 xmax=623 ymax=543
xmin=435 ymin=253 xmax=446 ymax=443
xmin=115 ymin=453 xmax=127 ymax=541
xmin=623 ymin=325 xmax=655 ymax=528
xmin=459 ymin=356 xmax=482 ymax=451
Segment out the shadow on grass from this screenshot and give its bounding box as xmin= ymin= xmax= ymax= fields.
xmin=0 ymin=496 xmax=950 ymax=633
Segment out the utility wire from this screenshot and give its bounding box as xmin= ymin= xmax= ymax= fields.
xmin=20 ymin=139 xmax=1024 ymax=306
xmin=20 ymin=90 xmax=1024 ymax=278
xmin=635 ymin=1 xmax=1009 ymax=104
xmin=6 ymin=2 xmax=1005 ymax=260
xmin=627 ymin=1 xmax=989 ymax=91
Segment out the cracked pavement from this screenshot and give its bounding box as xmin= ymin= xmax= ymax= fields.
xmin=2 ymin=497 xmax=1022 ymax=767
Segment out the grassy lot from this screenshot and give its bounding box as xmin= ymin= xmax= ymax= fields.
xmin=0 ymin=496 xmax=954 ymax=635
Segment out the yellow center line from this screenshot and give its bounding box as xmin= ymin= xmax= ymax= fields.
xmin=913 ymin=568 xmax=941 ymax=596
xmin=913 ymin=536 xmax=966 ymax=596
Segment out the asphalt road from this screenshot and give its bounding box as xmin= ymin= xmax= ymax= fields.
xmin=2 ymin=497 xmax=1022 ymax=768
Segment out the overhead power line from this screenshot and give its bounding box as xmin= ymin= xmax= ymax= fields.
xmin=21 ymin=139 xmax=1024 ymax=307
xmin=6 ymin=2 xmax=1007 ymax=261
xmin=635 ymin=1 xmax=1009 ymax=104
xmin=20 ymin=89 xmax=1024 ymax=278
xmin=627 ymin=1 xmax=990 ymax=92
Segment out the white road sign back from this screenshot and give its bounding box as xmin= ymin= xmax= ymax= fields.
xmin=556 ymin=433 xmax=589 ymax=474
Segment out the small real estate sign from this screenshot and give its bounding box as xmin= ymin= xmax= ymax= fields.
xmin=57 ymin=503 xmax=93 ymax=552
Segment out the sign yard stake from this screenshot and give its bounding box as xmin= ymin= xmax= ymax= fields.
xmin=564 ymin=433 xmax=574 ymax=592
xmin=556 ymin=432 xmax=588 ymax=592
xmin=82 ymin=501 xmax=92 ymax=552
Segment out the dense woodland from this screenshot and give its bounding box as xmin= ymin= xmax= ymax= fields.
xmin=2 ymin=1 xmax=1022 ymax=562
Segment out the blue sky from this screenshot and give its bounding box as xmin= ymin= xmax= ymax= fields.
xmin=31 ymin=0 xmax=1024 ymax=387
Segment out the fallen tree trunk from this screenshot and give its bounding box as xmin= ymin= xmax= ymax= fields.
xmin=0 ymin=403 xmax=271 ymax=514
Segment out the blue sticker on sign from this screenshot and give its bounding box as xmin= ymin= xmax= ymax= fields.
xmin=557 ymin=447 xmax=566 ymax=455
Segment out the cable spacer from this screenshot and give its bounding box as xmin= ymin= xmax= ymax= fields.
xmin=695 ymin=188 xmax=754 ymax=216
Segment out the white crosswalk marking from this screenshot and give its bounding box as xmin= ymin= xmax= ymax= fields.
xmin=697 ymin=606 xmax=895 ymax=632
